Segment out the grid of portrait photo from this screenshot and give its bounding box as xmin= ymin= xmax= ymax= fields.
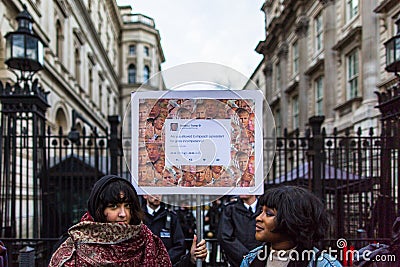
xmin=137 ymin=98 xmax=256 ymax=188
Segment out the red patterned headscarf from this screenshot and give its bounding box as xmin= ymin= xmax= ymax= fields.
xmin=49 ymin=213 xmax=171 ymax=266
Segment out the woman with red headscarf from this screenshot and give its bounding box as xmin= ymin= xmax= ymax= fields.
xmin=49 ymin=175 xmax=171 ymax=266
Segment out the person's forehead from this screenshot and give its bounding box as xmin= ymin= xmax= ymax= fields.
xmin=221 ymin=172 xmax=230 ymax=178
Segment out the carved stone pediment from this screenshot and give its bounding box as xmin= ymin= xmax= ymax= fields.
xmin=56 ymin=0 xmax=71 ymax=18
xmin=73 ymin=28 xmax=86 ymax=45
xmin=295 ymin=16 xmax=309 ymax=37
xmin=319 ymin=0 xmax=335 ymax=7
xmin=278 ymin=42 xmax=289 ymax=58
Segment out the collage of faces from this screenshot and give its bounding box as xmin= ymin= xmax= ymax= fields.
xmin=137 ymin=98 xmax=256 ymax=188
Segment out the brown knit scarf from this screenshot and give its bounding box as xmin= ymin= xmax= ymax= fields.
xmin=49 ymin=213 xmax=171 ymax=267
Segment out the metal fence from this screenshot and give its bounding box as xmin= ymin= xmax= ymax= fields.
xmin=266 ymin=117 xmax=395 ymax=248
xmin=1 ymin=123 xmax=398 ymax=265
xmin=1 ymin=80 xmax=399 ymax=266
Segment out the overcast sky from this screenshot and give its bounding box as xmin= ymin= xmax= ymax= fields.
xmin=116 ymin=0 xmax=265 ymax=88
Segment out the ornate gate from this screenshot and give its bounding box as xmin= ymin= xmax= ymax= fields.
xmin=0 ymin=78 xmax=123 ymax=265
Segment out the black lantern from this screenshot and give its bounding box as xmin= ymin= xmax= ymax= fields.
xmin=385 ymin=17 xmax=400 ymax=74
xmin=5 ymin=5 xmax=44 ymax=75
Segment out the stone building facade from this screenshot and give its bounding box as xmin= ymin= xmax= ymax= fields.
xmin=251 ymin=0 xmax=400 ymax=136
xmin=0 ymin=0 xmax=165 ymax=135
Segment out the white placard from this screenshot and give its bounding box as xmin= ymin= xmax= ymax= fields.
xmin=164 ymin=119 xmax=231 ymax=166
xmin=131 ymin=90 xmax=264 ymax=195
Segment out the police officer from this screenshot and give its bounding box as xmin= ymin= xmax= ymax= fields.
xmin=142 ymin=195 xmax=187 ymax=265
xmin=217 ymin=195 xmax=262 ymax=267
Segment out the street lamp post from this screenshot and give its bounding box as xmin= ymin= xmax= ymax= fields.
xmin=0 ymin=5 xmax=49 ymax=241
xmin=384 ymin=17 xmax=400 ymax=77
xmin=5 ymin=4 xmax=44 ymax=82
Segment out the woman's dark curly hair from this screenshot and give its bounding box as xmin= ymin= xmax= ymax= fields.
xmin=259 ymin=185 xmax=329 ymax=249
xmin=88 ymin=175 xmax=144 ymax=225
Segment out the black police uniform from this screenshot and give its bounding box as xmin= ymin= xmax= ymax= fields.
xmin=143 ymin=203 xmax=187 ymax=265
xmin=217 ymin=197 xmax=263 ymax=267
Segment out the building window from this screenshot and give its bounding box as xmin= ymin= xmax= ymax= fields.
xmin=74 ymin=47 xmax=81 ymax=83
xmin=143 ymin=65 xmax=150 ymax=83
xmin=98 ymin=13 xmax=102 ymax=37
xmin=107 ymin=88 xmax=111 ymax=115
xmin=275 ymin=62 xmax=281 ymax=91
xmin=88 ymin=67 xmax=93 ymax=98
xmin=275 ymin=109 xmax=281 ymax=136
xmin=98 ymin=22 xmax=102 ymax=37
xmin=99 ymin=84 xmax=103 ymax=112
xmin=346 ymin=0 xmax=359 ymax=22
xmin=293 ymin=41 xmax=299 ymax=75
xmin=128 ymin=64 xmax=136 ymax=84
xmin=315 ymin=76 xmax=324 ymax=116
xmin=56 ymin=20 xmax=63 ymax=60
xmin=129 ymin=45 xmax=136 ymax=55
xmin=55 ymin=108 xmax=68 ymax=132
xmin=106 ymin=34 xmax=110 ymax=53
xmin=347 ymin=49 xmax=359 ymax=100
xmin=144 ymin=46 xmax=149 ymax=56
xmin=292 ymin=96 xmax=299 ymax=130
xmin=315 ymin=13 xmax=323 ymax=53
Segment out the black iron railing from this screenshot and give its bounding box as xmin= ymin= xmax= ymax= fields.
xmin=1 ymin=80 xmax=399 ymax=266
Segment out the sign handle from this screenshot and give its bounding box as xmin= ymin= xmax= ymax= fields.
xmin=196 ymin=194 xmax=203 ymax=267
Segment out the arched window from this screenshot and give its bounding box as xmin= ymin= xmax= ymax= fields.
xmin=75 ymin=122 xmax=83 ymax=135
xmin=55 ymin=108 xmax=68 ymax=133
xmin=128 ymin=64 xmax=136 ymax=84
xmin=143 ymin=65 xmax=150 ymax=83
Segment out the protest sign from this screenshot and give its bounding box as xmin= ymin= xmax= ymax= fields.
xmin=131 ymin=90 xmax=264 ymax=195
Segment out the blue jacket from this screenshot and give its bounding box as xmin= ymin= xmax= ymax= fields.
xmin=240 ymin=245 xmax=343 ymax=267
